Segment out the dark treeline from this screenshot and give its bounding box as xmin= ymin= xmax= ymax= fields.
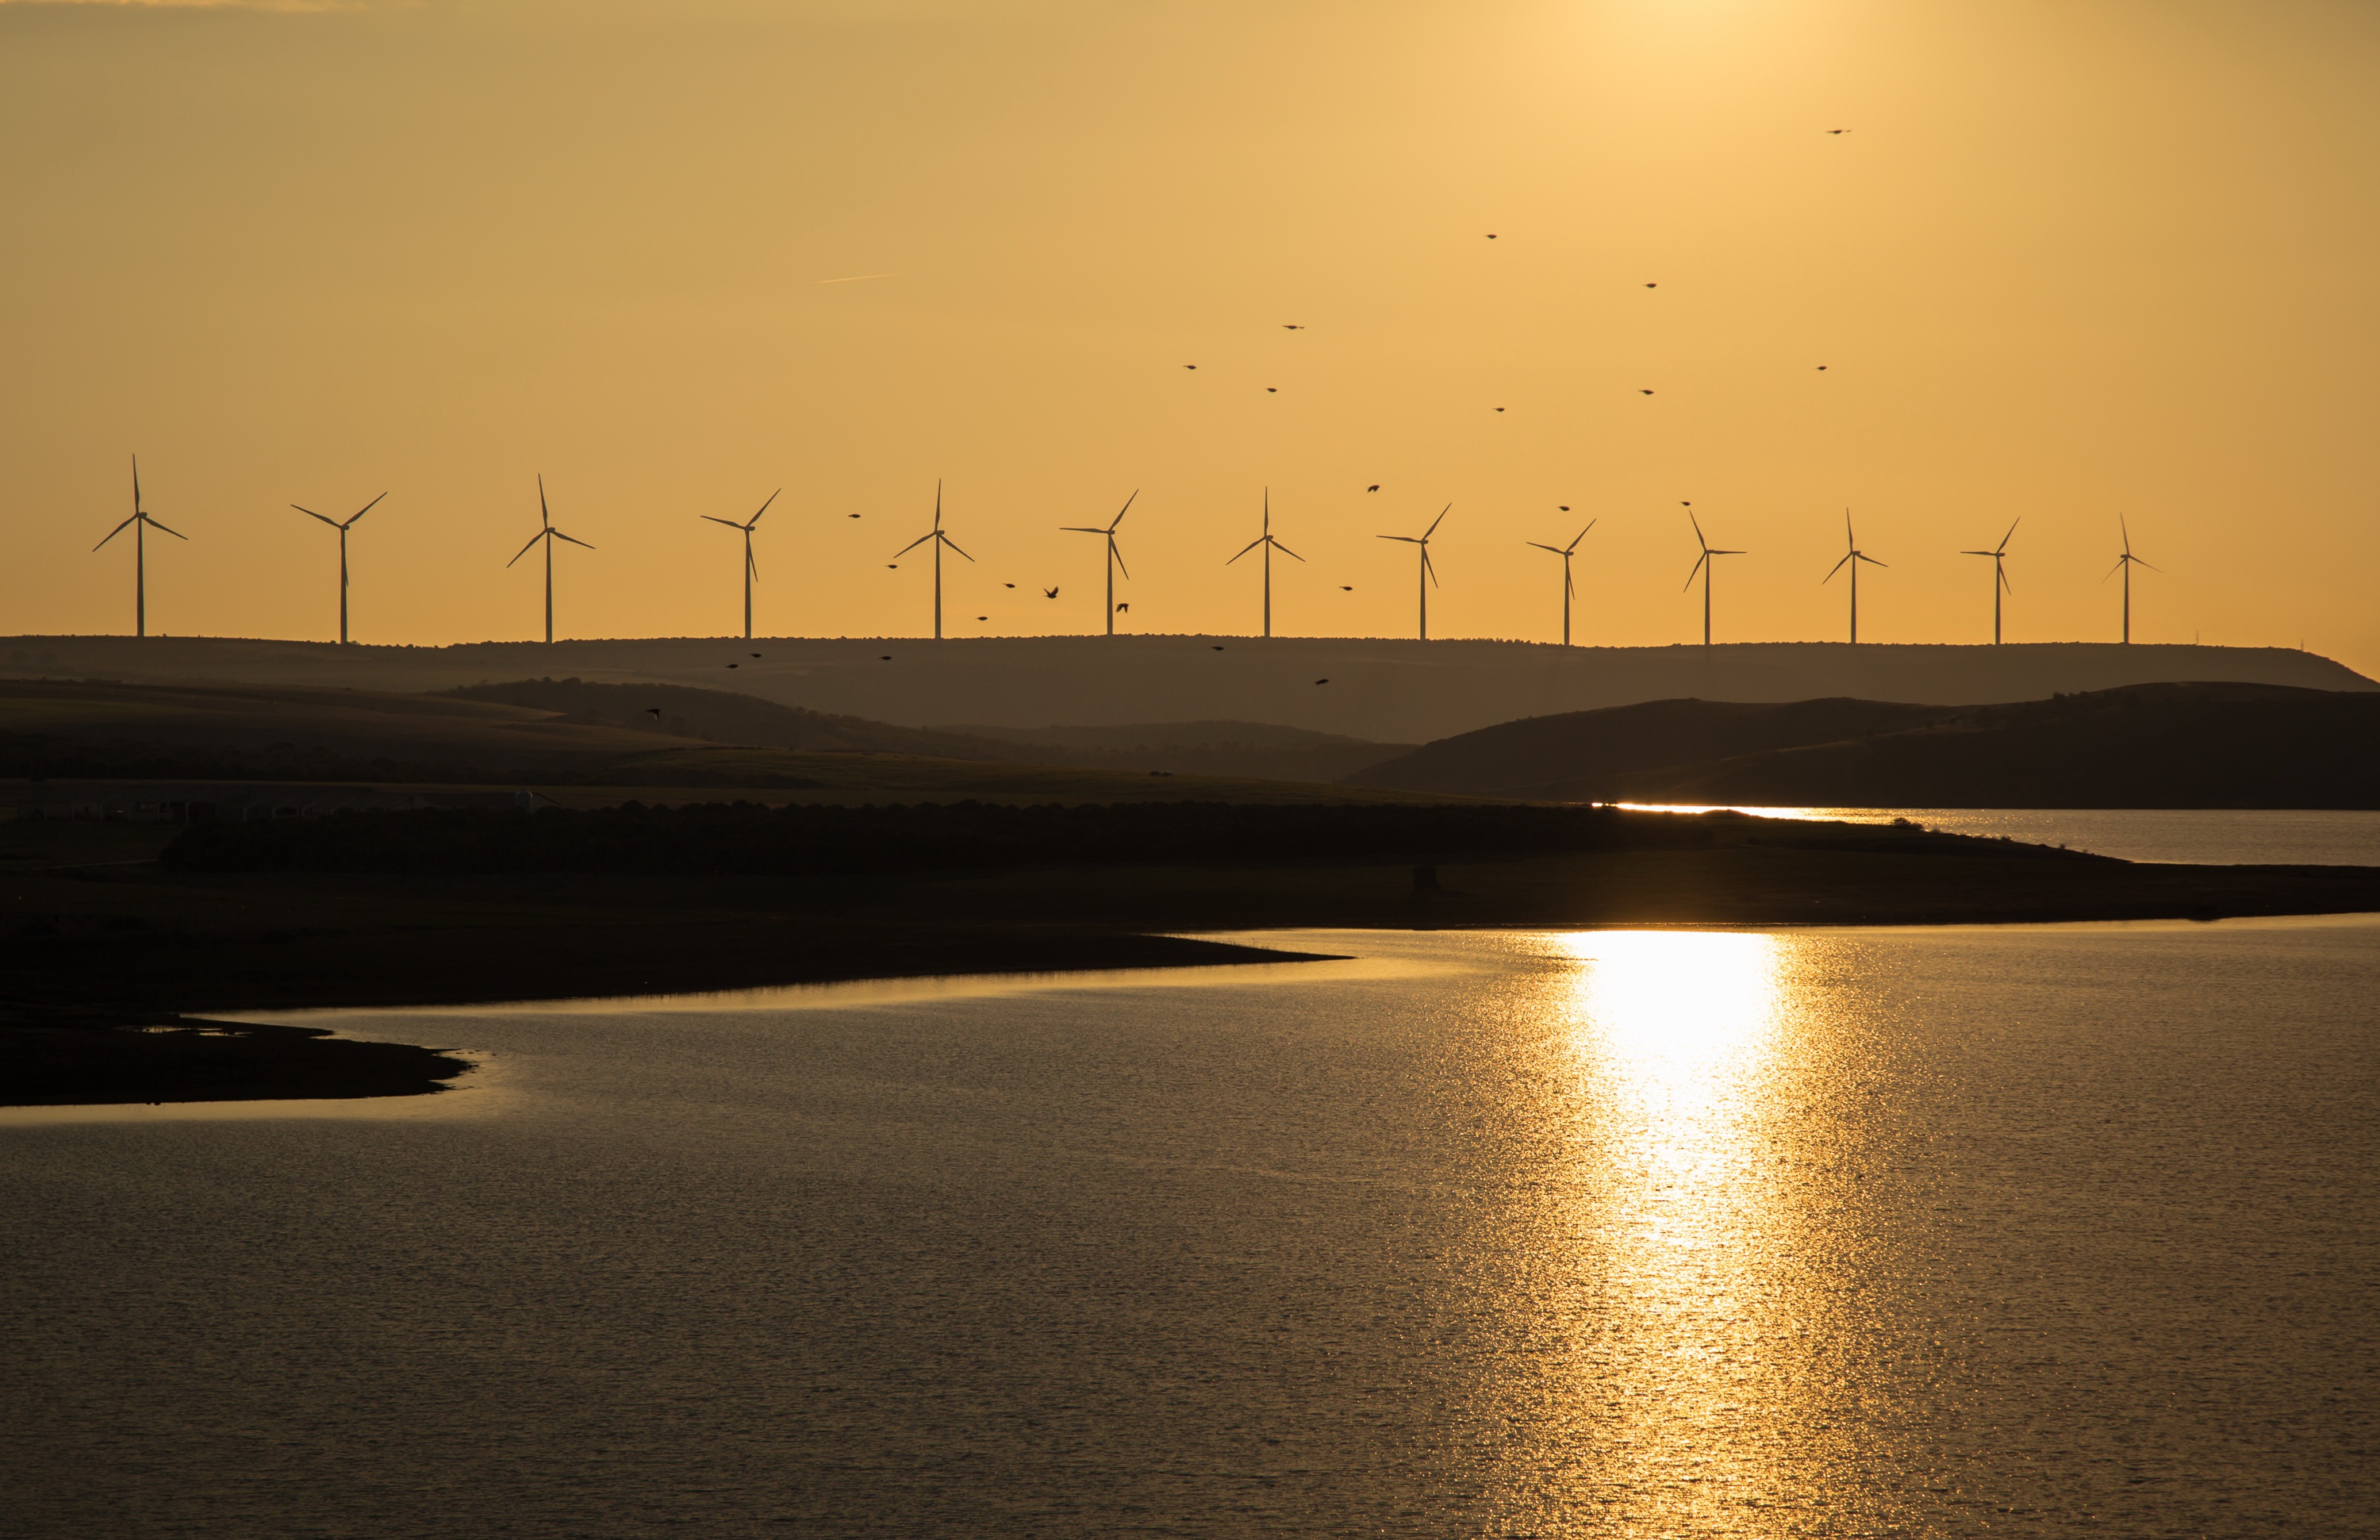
xmin=0 ymin=732 xmax=827 ymax=789
xmin=161 ymin=800 xmax=1712 ymax=876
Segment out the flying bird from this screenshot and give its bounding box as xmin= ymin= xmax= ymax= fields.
xmin=750 ymin=652 xmax=761 ymax=658
xmin=1339 ymin=585 xmax=1353 ymax=591
xmin=1315 ymin=678 xmax=1330 ymax=685
xmin=1640 ymin=389 xmax=1655 ymax=395
xmin=977 ymin=616 xmax=988 ymax=621
xmin=887 ymin=563 xmax=899 ymax=569
xmin=1115 ymin=602 xmax=1130 ymax=613
xmin=1485 ymin=233 xmax=1497 ymax=240
xmin=880 ymin=655 xmax=892 ymax=660
xmin=1282 ymin=325 xmax=1304 ymax=330
xmin=646 ymin=708 xmax=662 ymax=719
xmin=726 ymin=663 xmax=739 ymax=669
xmin=1044 ymin=586 xmax=1058 ymax=598
xmin=849 ymin=513 xmax=861 ymax=519
xmin=1559 ymin=505 xmax=1570 ymax=511
xmin=1211 ymin=645 xmax=1225 ymax=651
xmin=1367 ymin=484 xmax=1380 ymax=492
xmin=1266 ymin=387 xmax=1278 ymax=393
xmin=1184 ymin=364 xmax=1197 ymax=370
xmin=1817 ymin=365 xmax=1829 ymax=371
xmin=1645 ymin=282 xmax=1657 ymax=288
xmin=1827 ymin=128 xmax=1851 ymax=134
xmin=1004 ymin=582 xmax=1016 ymax=589
xmin=1495 ymin=407 xmax=1506 ymax=413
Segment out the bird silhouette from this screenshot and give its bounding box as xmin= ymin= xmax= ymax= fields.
xmin=750 ymin=652 xmax=761 ymax=658
xmin=1367 ymin=484 xmax=1380 ymax=492
xmin=1339 ymin=585 xmax=1353 ymax=591
xmin=1827 ymin=128 xmax=1850 ymax=134
xmin=1495 ymin=406 xmax=1506 ymax=413
xmin=880 ymin=655 xmax=892 ymax=661
xmin=1315 ymin=678 xmax=1330 ymax=685
xmin=977 ymin=616 xmax=988 ymax=621
xmin=1043 ymin=586 xmax=1058 ymax=598
xmin=1282 ymin=324 xmax=1304 ymax=330
xmin=849 ymin=513 xmax=861 ymax=519
xmin=1559 ymin=505 xmax=1571 ymax=511
xmin=1485 ymin=233 xmax=1497 ymax=239
xmin=1266 ymin=387 xmax=1277 ymax=393
xmin=887 ymin=563 xmax=898 ymax=569
xmin=1645 ymin=282 xmax=1657 ymax=288
xmin=646 ymin=708 xmax=662 ymax=719
xmin=1641 ymin=389 xmax=1655 ymax=395
xmin=727 ymin=663 xmax=739 ymax=669
xmin=1184 ymin=364 xmax=1196 ymax=370
xmin=1116 ymin=602 xmax=1130 ymax=613
xmin=1817 ymin=365 xmax=1828 ymax=371
xmin=1211 ymin=645 xmax=1225 ymax=651
xmin=1004 ymin=582 xmax=1016 ymax=589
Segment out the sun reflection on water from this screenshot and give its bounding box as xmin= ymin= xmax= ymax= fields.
xmin=1486 ymin=930 xmax=1851 ymax=1534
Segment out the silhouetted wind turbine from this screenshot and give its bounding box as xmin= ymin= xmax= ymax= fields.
xmin=1226 ymin=488 xmax=1303 ymax=639
xmin=1959 ymin=519 xmax=2018 ymax=644
xmin=701 ymin=489 xmax=779 ymax=640
xmin=1822 ymin=510 xmax=1887 ymax=643
xmin=893 ymin=480 xmax=973 ymax=640
xmin=1524 ymin=520 xmax=1595 ymax=645
xmin=2104 ymin=517 xmax=2159 ymax=644
xmin=506 ymin=476 xmax=594 ymax=644
xmin=1378 ymin=504 xmax=1449 ymax=640
xmin=1061 ymin=490 xmax=1136 ymax=637
xmin=93 ymin=455 xmax=187 ymax=639
xmin=1682 ymin=509 xmax=1745 ymax=647
xmin=291 ymin=491 xmax=386 ymax=645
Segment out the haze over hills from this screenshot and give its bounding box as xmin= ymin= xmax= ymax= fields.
xmin=4 ymin=635 xmax=2367 ymax=744
xmin=1349 ymin=682 xmax=2380 ymax=808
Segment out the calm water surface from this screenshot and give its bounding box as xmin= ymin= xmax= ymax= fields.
xmin=7 ymin=920 xmax=2379 ymax=1537
xmin=1619 ymin=805 xmax=2380 ymax=866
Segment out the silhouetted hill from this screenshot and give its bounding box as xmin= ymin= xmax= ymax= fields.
xmin=931 ymin=719 xmax=1409 ymax=782
xmin=1349 ymin=683 xmax=2380 ymax=808
xmin=1347 ymin=697 xmax=1948 ymax=797
xmin=7 ymin=635 xmax=2368 ymax=743
xmin=448 ymin=678 xmax=1023 ymax=761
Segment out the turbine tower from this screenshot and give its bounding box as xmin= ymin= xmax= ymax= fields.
xmin=292 ymin=490 xmax=386 ymax=646
xmin=2104 ymin=517 xmax=2159 ymax=644
xmin=701 ymin=489 xmax=780 ymax=641
xmin=1061 ymin=490 xmax=1137 ymax=637
xmin=506 ymin=475 xmax=595 ymax=645
xmin=1959 ymin=519 xmax=2018 ymax=644
xmin=1377 ymin=504 xmax=1449 ymax=641
xmin=1822 ymin=510 xmax=1887 ymax=644
xmin=1226 ymin=488 xmax=1303 ymax=639
xmin=1524 ymin=520 xmax=1595 ymax=646
xmin=1681 ymin=507 xmax=1745 ymax=648
xmin=93 ymin=455 xmax=187 ymax=639
xmin=892 ymin=480 xmax=973 ymax=640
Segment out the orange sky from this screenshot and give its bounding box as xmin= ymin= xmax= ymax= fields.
xmin=2 ymin=0 xmax=2375 ymax=669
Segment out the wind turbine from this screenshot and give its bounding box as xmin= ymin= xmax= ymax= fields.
xmin=1681 ymin=507 xmax=1745 ymax=648
xmin=1061 ymin=490 xmax=1136 ymax=636
xmin=1959 ymin=519 xmax=2018 ymax=644
xmin=1524 ymin=520 xmax=1595 ymax=645
xmin=1378 ymin=504 xmax=1449 ymax=640
xmin=1226 ymin=488 xmax=1303 ymax=639
xmin=506 ymin=475 xmax=595 ymax=644
xmin=2104 ymin=517 xmax=2159 ymax=644
xmin=893 ymin=480 xmax=973 ymax=639
xmin=1822 ymin=510 xmax=1887 ymax=643
xmin=701 ymin=489 xmax=779 ymax=641
xmin=291 ymin=491 xmax=386 ymax=645
xmin=93 ymin=455 xmax=187 ymax=639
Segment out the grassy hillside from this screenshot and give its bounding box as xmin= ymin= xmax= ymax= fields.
xmin=931 ymin=718 xmax=1410 ymax=782
xmin=1349 ymin=682 xmax=2380 ymax=808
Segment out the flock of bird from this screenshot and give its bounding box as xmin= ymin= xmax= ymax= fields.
xmin=91 ymin=454 xmax=2168 ymax=653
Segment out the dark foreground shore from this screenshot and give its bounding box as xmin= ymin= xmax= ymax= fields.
xmin=7 ymin=806 xmax=2378 ymax=1108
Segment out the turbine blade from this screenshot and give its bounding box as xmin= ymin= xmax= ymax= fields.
xmin=1682 ymin=552 xmax=1708 ymax=590
xmin=748 ymin=546 xmax=759 ymax=582
xmin=2000 ymin=566 xmax=2013 ymax=593
xmin=348 ymin=490 xmax=388 ymax=523
xmin=1110 ymin=489 xmax=1138 ymax=530
xmin=1959 ymin=550 xmax=1994 ymax=557
xmin=552 ymin=531 xmax=595 ymax=550
xmin=893 ymin=532 xmax=936 ymax=557
xmin=702 ymin=517 xmax=747 ymax=529
xmin=539 ymin=474 xmax=550 ymax=528
xmin=2136 ymin=559 xmax=2161 ymax=573
xmin=1824 ymin=552 xmax=1852 ymax=582
xmin=942 ymin=535 xmax=976 ymax=563
xmin=1860 ymin=553 xmax=1887 ymax=566
xmin=294 ymin=505 xmax=341 ymax=528
xmin=1999 ymin=517 xmax=2020 ymax=552
xmin=1226 ymin=538 xmax=1264 ymax=564
xmin=1275 ymin=542 xmax=1305 ymax=563
xmin=506 ymin=529 xmax=546 ymax=567
xmin=1571 ymin=521 xmax=1595 ymax=548
xmin=1424 ymin=502 xmax=1451 ymax=538
xmin=145 ymin=516 xmax=189 ymax=540
xmin=94 ymin=513 xmax=139 ymax=551
xmin=1689 ymin=510 xmax=1707 ymax=549
xmin=1526 ymin=542 xmax=1564 ymax=555
xmin=2100 ymin=559 xmax=2125 ymax=582
xmin=1060 ymin=527 xmax=1105 ymax=535
xmin=750 ymin=488 xmax=781 ymax=526
xmin=1565 ymin=567 xmax=1576 ymax=597
xmin=934 ymin=479 xmax=942 ymax=529
xmin=131 ymin=454 xmax=141 ymax=513
xmin=1422 ymin=548 xmax=1438 ymax=586
xmin=1111 ymin=542 xmax=1130 ymax=582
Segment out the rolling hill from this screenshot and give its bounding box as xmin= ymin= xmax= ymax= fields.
xmin=1345 ymin=682 xmax=2380 ymax=808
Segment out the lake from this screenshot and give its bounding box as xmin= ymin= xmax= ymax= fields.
xmin=6 ymin=916 xmax=2378 ymax=1536
xmin=1618 ymin=805 xmax=2380 ymax=866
